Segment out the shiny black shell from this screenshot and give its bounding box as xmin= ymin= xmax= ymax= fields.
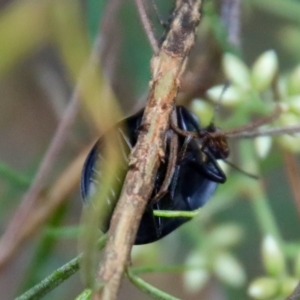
xmin=81 ymin=106 xmax=226 ymax=244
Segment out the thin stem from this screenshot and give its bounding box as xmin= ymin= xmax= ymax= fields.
xmin=19 ymin=204 xmax=67 ymax=293
xmin=131 ymin=264 xmax=207 ymax=275
xmin=16 ymin=255 xmax=82 ymax=300
xmin=16 ymin=235 xmax=107 ymax=300
xmin=153 ymin=209 xmax=200 ymax=218
xmin=227 ymin=124 xmax=300 ymax=138
xmin=126 ymin=269 xmax=180 ymax=300
xmin=219 ymin=105 xmax=282 ymax=138
xmin=75 ymin=289 xmax=92 ymax=300
xmin=135 ymin=0 xmax=159 ymax=53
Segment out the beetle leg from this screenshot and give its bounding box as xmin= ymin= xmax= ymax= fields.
xmin=151 ymin=110 xmax=179 ymax=205
xmin=170 ymin=119 xmax=199 ymax=139
xmin=169 ymin=164 xmax=181 ymax=200
xmin=178 ymin=135 xmax=193 ymax=161
xmin=183 ymin=149 xmax=226 ymax=183
xmin=200 ymin=149 xmax=226 ymax=183
xmin=224 ymin=160 xmax=258 ymax=179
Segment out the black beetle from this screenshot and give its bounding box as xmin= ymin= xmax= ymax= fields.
xmin=81 ymin=106 xmax=228 ymax=244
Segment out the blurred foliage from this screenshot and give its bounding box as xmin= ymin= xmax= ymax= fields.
xmin=0 ymin=0 xmax=300 ymax=299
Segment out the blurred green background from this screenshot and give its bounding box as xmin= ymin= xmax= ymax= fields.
xmin=0 ymin=0 xmax=300 ymax=299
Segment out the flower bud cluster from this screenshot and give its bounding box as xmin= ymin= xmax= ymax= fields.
xmin=183 ymin=223 xmax=246 ymax=294
xmin=248 ymin=235 xmax=298 ymax=299
xmin=193 ymin=50 xmax=300 ymax=154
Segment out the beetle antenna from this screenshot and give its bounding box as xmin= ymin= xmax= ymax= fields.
xmin=219 ymin=105 xmax=282 ymax=138
xmin=224 ymin=160 xmax=259 ymax=180
xmin=209 ymin=81 xmax=231 ymax=127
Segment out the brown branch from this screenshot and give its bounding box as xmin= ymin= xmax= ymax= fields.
xmin=93 ymin=1 xmax=203 ymax=299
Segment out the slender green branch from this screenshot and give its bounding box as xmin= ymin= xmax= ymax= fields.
xmin=19 ymin=205 xmax=68 ymax=293
xmin=16 ymin=235 xmax=107 ymax=300
xmin=126 ymin=269 xmax=180 ymax=300
xmin=131 ymin=264 xmax=207 ymax=275
xmin=16 ymin=255 xmax=82 ymax=300
xmin=153 ymin=209 xmax=200 ymax=218
xmin=74 ymin=289 xmax=92 ymax=300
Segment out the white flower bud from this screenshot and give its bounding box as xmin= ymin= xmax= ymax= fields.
xmin=262 ymin=235 xmax=286 ymax=276
xmin=209 ymin=223 xmax=243 ymax=248
xmin=183 ymin=269 xmax=210 ymax=293
xmin=223 ymin=53 xmax=250 ymax=88
xmin=254 ymin=136 xmax=272 ymax=159
xmin=184 ymin=252 xmax=209 ymax=293
xmin=248 ymin=277 xmax=278 ymax=299
xmin=288 ymin=65 xmax=300 ymax=95
xmin=206 ymin=84 xmax=243 ymax=106
xmin=251 ymin=50 xmax=278 ymax=92
xmin=213 ymin=252 xmax=246 ymax=287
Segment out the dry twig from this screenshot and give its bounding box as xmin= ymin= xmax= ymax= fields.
xmin=93 ymin=1 xmax=203 ymax=299
xmin=135 ymin=0 xmax=159 ymax=53
xmin=0 ymin=95 xmax=79 ymax=271
xmin=0 ymin=147 xmax=88 ymax=270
